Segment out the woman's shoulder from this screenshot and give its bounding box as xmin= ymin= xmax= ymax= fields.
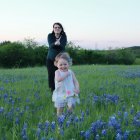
xmin=61 ymin=32 xmax=67 ymax=38
xmin=48 ymin=33 xmax=53 ymax=36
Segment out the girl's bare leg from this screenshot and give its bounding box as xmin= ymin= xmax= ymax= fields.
xmin=67 ymin=106 xmax=74 ymax=114
xmin=57 ymin=107 xmax=64 ymax=116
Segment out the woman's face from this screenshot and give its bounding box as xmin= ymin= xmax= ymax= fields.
xmin=53 ymin=24 xmax=62 ymax=34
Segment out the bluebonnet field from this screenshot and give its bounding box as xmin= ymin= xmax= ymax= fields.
xmin=0 ymin=65 xmax=140 ymax=140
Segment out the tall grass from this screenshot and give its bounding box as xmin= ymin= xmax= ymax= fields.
xmin=0 ymin=65 xmax=140 ymax=139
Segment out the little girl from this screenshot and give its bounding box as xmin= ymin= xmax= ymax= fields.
xmin=52 ymin=52 xmax=80 ymax=116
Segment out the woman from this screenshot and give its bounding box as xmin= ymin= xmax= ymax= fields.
xmin=46 ymin=22 xmax=67 ymax=92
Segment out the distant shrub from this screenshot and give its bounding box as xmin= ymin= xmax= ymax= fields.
xmin=134 ymin=58 xmax=140 ymax=65
xmin=105 ymin=49 xmax=135 ymax=65
xmin=0 ymin=41 xmax=48 ymax=68
xmin=0 ymin=40 xmax=137 ymax=68
xmin=0 ymin=42 xmax=25 ymax=68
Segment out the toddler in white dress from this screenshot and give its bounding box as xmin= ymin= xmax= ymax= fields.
xmin=52 ymin=52 xmax=80 ymax=116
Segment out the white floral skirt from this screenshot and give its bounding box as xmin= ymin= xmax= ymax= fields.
xmin=52 ymin=92 xmax=80 ymax=108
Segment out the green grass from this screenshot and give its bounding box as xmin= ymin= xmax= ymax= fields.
xmin=0 ymin=65 xmax=140 ymax=139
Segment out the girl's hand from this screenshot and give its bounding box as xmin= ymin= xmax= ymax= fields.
xmin=74 ymin=88 xmax=80 ymax=94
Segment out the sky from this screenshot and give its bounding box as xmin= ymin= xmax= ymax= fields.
xmin=0 ymin=0 xmax=140 ymax=49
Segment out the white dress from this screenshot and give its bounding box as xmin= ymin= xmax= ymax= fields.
xmin=52 ymin=69 xmax=80 ymax=108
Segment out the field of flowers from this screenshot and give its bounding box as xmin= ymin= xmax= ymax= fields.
xmin=0 ymin=65 xmax=140 ymax=140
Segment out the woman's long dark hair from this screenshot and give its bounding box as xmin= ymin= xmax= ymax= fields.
xmin=52 ymin=22 xmax=66 ymax=36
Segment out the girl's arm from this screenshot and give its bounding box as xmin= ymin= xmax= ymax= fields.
xmin=55 ymin=70 xmax=70 ymax=82
xmin=71 ymin=71 xmax=80 ymax=94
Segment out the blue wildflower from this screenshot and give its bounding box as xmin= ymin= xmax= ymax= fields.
xmin=23 ymin=123 xmax=28 ymax=129
xmin=116 ymin=133 xmax=122 ymax=140
xmin=130 ymin=108 xmax=134 ymax=115
xmin=3 ymin=93 xmax=8 ymax=100
xmin=86 ymin=109 xmax=89 ymax=116
xmin=38 ymin=122 xmax=43 ymax=130
xmin=51 ymin=121 xmax=56 ymax=131
xmin=84 ymin=130 xmax=91 ymax=140
xmin=80 ymin=130 xmax=85 ymax=137
xmin=59 ymin=128 xmax=64 ymax=136
xmin=133 ymin=112 xmax=140 ymax=127
xmin=44 ymin=120 xmax=50 ymax=135
xmin=0 ymin=86 xmax=4 ymax=91
xmin=95 ymin=134 xmax=100 ymax=140
xmin=0 ymin=107 xmax=4 ymax=113
xmin=57 ymin=115 xmax=65 ymax=128
xmin=66 ymin=120 xmax=71 ymax=127
xmin=102 ymin=129 xmax=107 ymax=136
xmin=108 ymin=116 xmax=121 ymax=129
xmin=48 ymin=138 xmax=55 ymax=140
xmin=74 ymin=116 xmax=79 ymax=123
xmin=36 ymin=128 xmax=41 ymax=138
xmin=22 ymin=135 xmax=28 ymax=140
xmin=124 ymin=112 xmax=128 ymax=120
xmin=15 ymin=117 xmax=20 ymax=125
xmin=45 ymin=120 xmax=50 ymax=128
xmin=21 ymin=128 xmax=27 ymax=137
xmin=123 ymin=130 xmax=129 ymax=140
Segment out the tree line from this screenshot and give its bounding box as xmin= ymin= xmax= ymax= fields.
xmin=0 ymin=39 xmax=136 ymax=68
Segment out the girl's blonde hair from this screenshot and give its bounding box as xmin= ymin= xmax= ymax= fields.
xmin=54 ymin=52 xmax=72 ymax=66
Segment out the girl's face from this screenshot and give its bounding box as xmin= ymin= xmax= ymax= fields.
xmin=53 ymin=24 xmax=62 ymax=34
xmin=57 ymin=58 xmax=69 ymax=72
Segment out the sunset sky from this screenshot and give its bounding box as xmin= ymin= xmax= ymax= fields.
xmin=0 ymin=0 xmax=140 ymax=49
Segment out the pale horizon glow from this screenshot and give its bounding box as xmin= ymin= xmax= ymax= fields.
xmin=0 ymin=0 xmax=140 ymax=49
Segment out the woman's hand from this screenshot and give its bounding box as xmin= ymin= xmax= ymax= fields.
xmin=55 ymin=38 xmax=61 ymax=45
xmin=55 ymin=40 xmax=60 ymax=45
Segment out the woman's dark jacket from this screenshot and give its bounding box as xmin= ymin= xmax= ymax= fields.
xmin=47 ymin=33 xmax=67 ymax=61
